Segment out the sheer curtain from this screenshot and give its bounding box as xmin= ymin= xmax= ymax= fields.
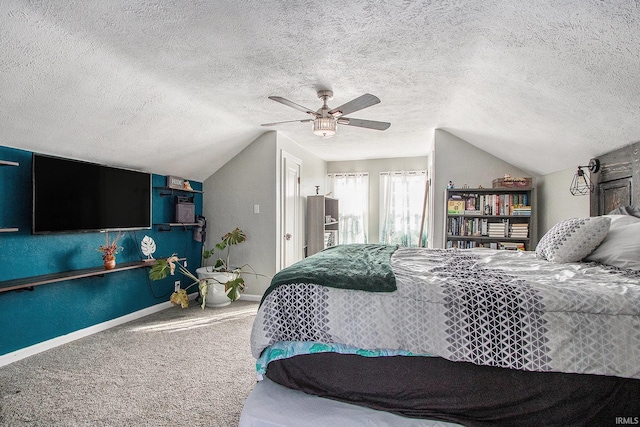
xmin=379 ymin=170 xmax=428 ymax=247
xmin=327 ymin=173 xmax=369 ymax=244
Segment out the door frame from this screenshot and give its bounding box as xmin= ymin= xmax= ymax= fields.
xmin=278 ymin=150 xmax=303 ymax=270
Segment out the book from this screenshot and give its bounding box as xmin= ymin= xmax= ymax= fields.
xmin=499 ymin=241 xmax=525 ymax=251
xmin=512 ymin=206 xmax=532 ymax=216
xmin=510 ymin=223 xmax=529 ymax=238
xmin=448 ymin=199 xmax=465 ymax=214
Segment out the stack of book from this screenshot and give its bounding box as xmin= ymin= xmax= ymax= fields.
xmin=488 ymin=222 xmax=507 ymax=237
xmin=510 ymin=223 xmax=529 ymax=238
xmin=512 ymin=206 xmax=532 ymax=216
xmin=499 ymin=242 xmax=525 ymax=251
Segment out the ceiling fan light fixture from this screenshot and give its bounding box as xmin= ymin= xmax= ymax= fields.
xmin=312 ymin=117 xmax=337 ymax=137
xmin=264 ymin=91 xmax=390 ymax=136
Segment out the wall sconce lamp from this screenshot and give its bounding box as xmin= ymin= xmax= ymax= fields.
xmin=570 ymin=158 xmax=600 ymax=196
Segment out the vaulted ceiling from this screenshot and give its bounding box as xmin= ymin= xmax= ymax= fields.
xmin=1 ymin=1 xmax=639 ymax=181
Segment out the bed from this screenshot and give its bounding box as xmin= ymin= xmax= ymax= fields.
xmin=240 ymin=145 xmax=640 ymax=427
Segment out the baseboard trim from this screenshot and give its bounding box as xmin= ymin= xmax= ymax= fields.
xmin=0 ymin=299 xmax=183 ymax=368
xmin=239 ymin=294 xmax=261 ymax=302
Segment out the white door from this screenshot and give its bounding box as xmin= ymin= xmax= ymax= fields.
xmin=281 ymin=151 xmax=302 ymax=269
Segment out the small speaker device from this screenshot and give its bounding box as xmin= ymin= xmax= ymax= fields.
xmin=175 ymin=196 xmax=195 ymax=224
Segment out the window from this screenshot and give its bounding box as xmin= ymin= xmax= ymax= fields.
xmin=379 ymin=170 xmax=428 ymax=247
xmin=327 ymin=173 xmax=369 ymax=244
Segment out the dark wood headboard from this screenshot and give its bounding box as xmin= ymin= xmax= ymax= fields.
xmin=590 ymin=141 xmax=640 ymax=216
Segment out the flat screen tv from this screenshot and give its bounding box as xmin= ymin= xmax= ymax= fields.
xmin=32 ymin=154 xmax=152 ymax=234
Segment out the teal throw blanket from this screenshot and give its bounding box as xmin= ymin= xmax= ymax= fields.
xmin=261 ymin=244 xmax=398 ymax=305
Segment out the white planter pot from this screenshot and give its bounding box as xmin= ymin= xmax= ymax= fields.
xmin=195 ymin=268 xmax=237 ymax=308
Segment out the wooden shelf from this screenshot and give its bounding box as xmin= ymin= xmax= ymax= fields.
xmin=448 ymin=187 xmax=533 ymax=193
xmin=447 ymin=214 xmax=530 ymax=219
xmin=154 ymin=186 xmax=203 ymax=195
xmin=446 ymin=235 xmax=530 ymax=242
xmin=0 ymin=260 xmax=156 ymax=293
xmin=155 ymin=222 xmax=201 ymax=232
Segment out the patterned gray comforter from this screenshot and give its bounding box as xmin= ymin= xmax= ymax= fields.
xmin=251 ymin=247 xmax=640 ymax=379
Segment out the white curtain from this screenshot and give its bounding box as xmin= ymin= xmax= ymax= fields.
xmin=327 ymin=173 xmax=369 ymax=244
xmin=379 ymin=170 xmax=428 ymax=247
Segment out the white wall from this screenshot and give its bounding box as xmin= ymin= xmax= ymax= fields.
xmin=203 ymin=131 xmax=326 ymax=297
xmin=536 ymin=164 xmax=590 ymax=237
xmin=276 ymin=132 xmax=328 ymax=261
xmin=432 ymin=129 xmax=535 ymax=248
xmin=202 ymin=132 xmax=277 ymax=297
xmin=327 ymin=157 xmax=429 ymax=244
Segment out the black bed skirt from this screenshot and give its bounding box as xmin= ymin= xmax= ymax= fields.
xmin=265 ymin=353 xmax=640 ymax=427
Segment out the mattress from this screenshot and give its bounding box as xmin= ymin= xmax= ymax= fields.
xmin=263 ymin=352 xmax=640 ymax=426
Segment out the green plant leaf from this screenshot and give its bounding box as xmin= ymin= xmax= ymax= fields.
xmin=198 ymin=280 xmax=209 ymax=309
xmin=222 ymin=228 xmax=246 ymax=246
xmin=202 ymin=249 xmax=215 ymax=259
xmin=149 ymin=260 xmax=170 ymax=281
xmin=225 ymin=277 xmax=244 ymax=301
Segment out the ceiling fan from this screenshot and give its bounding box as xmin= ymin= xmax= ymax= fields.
xmin=261 ymin=90 xmax=391 ymax=137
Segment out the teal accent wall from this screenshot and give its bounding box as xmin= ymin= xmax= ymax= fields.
xmin=0 ymin=146 xmax=204 ymax=356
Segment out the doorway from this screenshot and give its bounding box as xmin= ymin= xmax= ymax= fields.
xmin=280 ymin=150 xmax=302 ymax=269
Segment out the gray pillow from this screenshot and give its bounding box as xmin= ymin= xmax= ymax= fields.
xmin=536 ymin=217 xmax=611 ymax=263
xmin=608 ymin=205 xmax=640 ymax=218
xmin=585 ymin=215 xmax=640 ymax=270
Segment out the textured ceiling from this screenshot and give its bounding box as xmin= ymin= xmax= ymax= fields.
xmin=1 ymin=1 xmax=639 ymax=181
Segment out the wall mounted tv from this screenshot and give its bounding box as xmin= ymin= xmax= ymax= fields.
xmin=32 ymin=154 xmax=152 ymax=234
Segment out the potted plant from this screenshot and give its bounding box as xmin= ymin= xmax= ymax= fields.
xmin=148 ymin=228 xmax=264 ymax=309
xmin=98 ymin=231 xmax=123 ymax=270
xmin=196 ymin=227 xmax=263 ymax=307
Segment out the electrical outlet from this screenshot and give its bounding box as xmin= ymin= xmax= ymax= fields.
xmin=174 ymin=281 xmax=181 ymax=292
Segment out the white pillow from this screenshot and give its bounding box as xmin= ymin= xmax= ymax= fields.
xmin=585 ymin=215 xmax=640 ymax=270
xmin=536 ymin=217 xmax=611 ymax=263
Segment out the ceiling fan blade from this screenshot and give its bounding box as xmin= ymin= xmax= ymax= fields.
xmin=261 ymin=119 xmax=313 ymax=127
xmin=268 ymin=96 xmax=320 ymax=118
xmin=328 ymin=94 xmax=380 ymax=117
xmin=337 ymin=117 xmax=391 ymax=131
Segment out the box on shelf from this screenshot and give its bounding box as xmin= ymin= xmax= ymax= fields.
xmin=492 ymin=176 xmax=532 ymax=188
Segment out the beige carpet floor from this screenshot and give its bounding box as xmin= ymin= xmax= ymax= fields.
xmin=0 ymin=300 xmax=260 ymax=426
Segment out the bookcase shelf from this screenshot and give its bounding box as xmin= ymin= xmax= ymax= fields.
xmin=306 ymin=195 xmax=339 ymax=257
xmin=444 ymin=187 xmax=533 ymax=250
